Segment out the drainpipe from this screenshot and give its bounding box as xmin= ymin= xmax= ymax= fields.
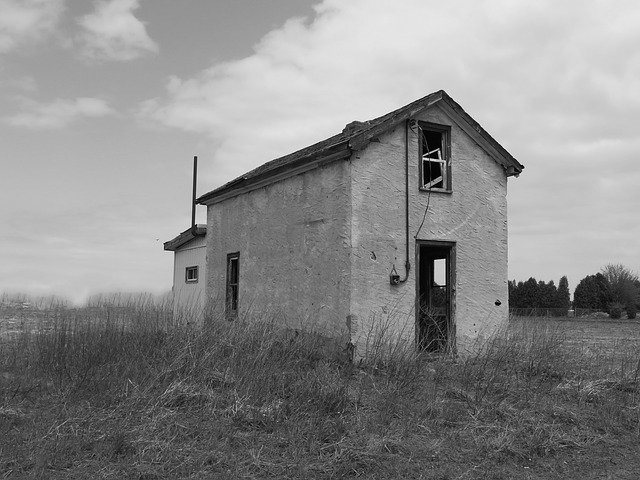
xmin=190 ymin=155 xmax=204 ymax=237
xmin=390 ymin=121 xmax=412 ymax=285
xmin=400 ymin=120 xmax=411 ymax=282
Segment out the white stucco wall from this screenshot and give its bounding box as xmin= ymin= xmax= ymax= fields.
xmin=172 ymin=235 xmax=207 ymax=321
xmin=205 ymin=161 xmax=352 ymax=336
xmin=349 ymin=105 xmax=509 ymax=352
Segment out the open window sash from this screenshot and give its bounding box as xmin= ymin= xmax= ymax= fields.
xmin=422 ymin=148 xmax=447 ymax=189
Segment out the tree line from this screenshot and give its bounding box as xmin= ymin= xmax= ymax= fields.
xmin=508 ymin=276 xmax=571 ymax=315
xmin=509 ymin=264 xmax=639 ymax=319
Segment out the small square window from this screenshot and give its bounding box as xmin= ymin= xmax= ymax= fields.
xmin=419 ymin=123 xmax=451 ymax=191
xmin=185 ymin=266 xmax=198 ymax=283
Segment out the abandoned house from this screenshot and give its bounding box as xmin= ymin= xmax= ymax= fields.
xmin=168 ymin=90 xmax=524 ymax=352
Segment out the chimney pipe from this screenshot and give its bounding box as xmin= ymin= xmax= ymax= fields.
xmin=190 ymin=156 xmax=203 ymax=237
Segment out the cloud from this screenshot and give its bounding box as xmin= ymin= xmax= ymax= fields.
xmin=0 ymin=0 xmax=64 ymax=53
xmin=140 ymin=0 xmax=640 ymax=184
xmin=0 ymin=75 xmax=38 ymax=92
xmin=4 ymin=97 xmax=114 ymax=129
xmin=139 ymin=0 xmax=640 ymax=290
xmin=77 ymin=0 xmax=158 ymax=62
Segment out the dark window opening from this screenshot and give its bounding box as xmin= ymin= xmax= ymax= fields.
xmin=419 ymin=123 xmax=451 ymax=191
xmin=226 ymin=253 xmax=239 ymax=319
xmin=185 ymin=266 xmax=198 ymax=283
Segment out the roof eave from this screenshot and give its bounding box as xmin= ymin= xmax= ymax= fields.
xmin=436 ymin=91 xmax=524 ymax=175
xmin=163 ymin=225 xmax=206 ymax=251
xmin=197 ymin=142 xmax=352 ymax=205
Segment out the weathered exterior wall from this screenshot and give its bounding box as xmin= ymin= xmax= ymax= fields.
xmin=349 ymin=105 xmax=509 ymax=352
xmin=205 ymin=161 xmax=352 ymax=335
xmin=172 ymin=235 xmax=207 ymax=321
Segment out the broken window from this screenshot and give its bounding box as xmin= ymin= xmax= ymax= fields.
xmin=185 ymin=266 xmax=198 ymax=283
xmin=419 ymin=123 xmax=451 ymax=191
xmin=226 ymin=253 xmax=239 ymax=319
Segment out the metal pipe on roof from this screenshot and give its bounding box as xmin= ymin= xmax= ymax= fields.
xmin=190 ymin=156 xmax=204 ymax=237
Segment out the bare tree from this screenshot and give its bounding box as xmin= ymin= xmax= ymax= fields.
xmin=601 ymin=264 xmax=639 ymax=309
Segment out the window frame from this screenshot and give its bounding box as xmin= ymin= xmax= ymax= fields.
xmin=226 ymin=252 xmax=240 ymax=319
xmin=185 ymin=266 xmax=199 ymax=283
xmin=418 ymin=121 xmax=452 ymax=193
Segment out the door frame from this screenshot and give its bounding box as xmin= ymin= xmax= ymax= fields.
xmin=415 ymin=240 xmax=456 ymax=352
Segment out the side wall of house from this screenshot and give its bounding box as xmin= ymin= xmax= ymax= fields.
xmin=205 ymin=161 xmax=352 ymax=336
xmin=173 ymin=235 xmax=207 ymax=321
xmin=349 ymin=105 xmax=509 ymax=352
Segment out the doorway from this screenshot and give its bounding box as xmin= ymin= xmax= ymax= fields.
xmin=416 ymin=242 xmax=455 ymax=352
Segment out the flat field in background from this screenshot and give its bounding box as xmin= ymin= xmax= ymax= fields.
xmin=4 ymin=309 xmax=640 ymax=344
xmin=1 ymin=307 xmax=639 ymax=479
xmin=510 ymin=316 xmax=640 ymax=352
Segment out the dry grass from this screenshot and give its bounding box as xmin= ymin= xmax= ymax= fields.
xmin=1 ymin=302 xmax=639 ymax=479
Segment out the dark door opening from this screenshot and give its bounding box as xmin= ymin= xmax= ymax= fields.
xmin=416 ymin=242 xmax=455 ymax=352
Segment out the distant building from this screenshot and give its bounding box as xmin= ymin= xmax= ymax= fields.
xmin=171 ymin=90 xmax=524 ymax=353
xmin=163 ymin=225 xmax=206 ymax=320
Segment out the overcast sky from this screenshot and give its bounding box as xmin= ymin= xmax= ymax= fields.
xmin=1 ymin=0 xmax=638 ymax=303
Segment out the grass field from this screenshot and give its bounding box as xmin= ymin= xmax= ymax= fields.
xmin=1 ymin=305 xmax=639 ymax=479
xmin=512 ymin=316 xmax=640 ymax=355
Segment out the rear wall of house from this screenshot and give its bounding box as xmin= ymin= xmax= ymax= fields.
xmin=205 ymin=161 xmax=352 ymax=336
xmin=349 ymin=105 xmax=510 ymax=352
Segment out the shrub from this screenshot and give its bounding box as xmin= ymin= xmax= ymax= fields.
xmin=627 ymin=303 xmax=637 ymax=319
xmin=609 ymin=302 xmax=624 ymax=319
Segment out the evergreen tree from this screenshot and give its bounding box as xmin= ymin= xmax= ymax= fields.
xmin=574 ymin=273 xmax=610 ymax=311
xmin=509 ymin=280 xmax=528 ymax=309
xmin=521 ymin=277 xmax=539 ymax=310
xmin=508 ymin=277 xmax=563 ymax=314
xmin=508 ymin=280 xmax=516 ymax=307
xmin=556 ymin=276 xmax=571 ymax=316
xmin=543 ymin=280 xmax=558 ymax=309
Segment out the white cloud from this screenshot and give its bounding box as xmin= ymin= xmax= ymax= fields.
xmin=140 ymin=0 xmax=640 ymax=180
xmin=77 ymin=0 xmax=158 ymax=62
xmin=5 ymin=97 xmax=114 ymax=129
xmin=0 ymin=0 xmax=64 ymax=53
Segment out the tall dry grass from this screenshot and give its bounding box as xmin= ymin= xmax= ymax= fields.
xmin=1 ymin=299 xmax=639 ymax=478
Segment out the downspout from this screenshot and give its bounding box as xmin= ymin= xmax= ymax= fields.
xmin=391 ymin=121 xmax=412 ymax=285
xmin=401 ymin=119 xmax=411 ymax=282
xmin=190 ymin=155 xmax=205 ymax=237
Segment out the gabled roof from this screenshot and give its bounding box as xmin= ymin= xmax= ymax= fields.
xmin=197 ymin=90 xmax=524 ymax=205
xmin=163 ymin=225 xmax=206 ymax=251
